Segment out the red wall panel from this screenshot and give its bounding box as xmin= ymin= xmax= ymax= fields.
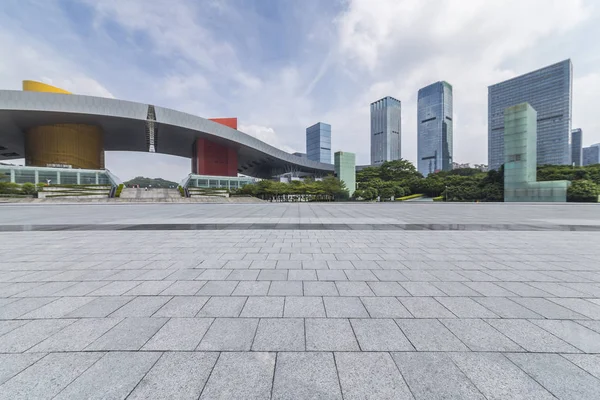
xmin=192 ymin=138 xmax=238 ymax=176
xmin=209 ymin=118 xmax=238 ymax=130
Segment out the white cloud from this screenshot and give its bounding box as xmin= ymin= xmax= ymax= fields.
xmin=239 ymin=124 xmax=297 ymax=154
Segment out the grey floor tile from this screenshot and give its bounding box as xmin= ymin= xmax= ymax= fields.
xmin=440 ymin=319 xmax=523 ymax=352
xmin=399 ymin=297 xmax=455 ymax=318
xmin=361 ymin=297 xmax=412 ymax=318
xmin=124 ymin=280 xmax=175 ymax=296
xmin=19 ymin=297 xmax=95 ymax=319
xmin=54 ymin=352 xmax=161 ymax=400
xmin=200 ymin=352 xmax=275 ymax=400
xmin=531 ymin=319 xmax=600 ymax=353
xmin=288 ymin=270 xmax=317 ymax=281
xmin=153 ymin=296 xmax=209 ymax=317
xmin=344 ymin=270 xmax=378 ymax=281
xmin=197 ymin=318 xmax=259 ymax=351
xmin=396 ymin=319 xmax=468 ymax=351
xmin=226 ymin=270 xmax=260 ymax=281
xmin=272 ymin=352 xmax=342 ymax=400
xmin=257 ymin=269 xmax=288 ymax=280
xmin=368 ymin=282 xmax=410 ymax=296
xmin=196 ymin=296 xmax=246 ymax=317
xmin=495 ymin=282 xmax=554 ymax=297
xmin=336 ymin=282 xmax=375 ymax=296
xmin=549 ymin=298 xmax=600 ymax=319
xmin=284 ymin=296 xmax=325 ymax=317
xmin=128 ymin=352 xmax=219 ymax=400
xmin=306 ymin=318 xmax=359 ymax=351
xmin=304 ymin=281 xmax=339 ymax=296
xmin=507 ymin=353 xmax=600 ymax=400
xmin=511 ymin=297 xmax=588 ymax=319
xmin=372 ymin=270 xmax=406 ymax=281
xmin=65 ymin=296 xmax=134 ymax=318
xmin=269 ymin=281 xmax=303 ymax=296
xmin=197 ymin=270 xmax=231 ymax=280
xmin=159 ymin=281 xmax=205 ymax=295
xmin=0 ymin=319 xmax=75 ymax=353
xmin=196 ymin=281 xmax=238 ymax=296
xmin=528 ymin=282 xmax=590 ymax=297
xmin=562 ymin=354 xmax=600 ymax=380
xmin=0 ymin=353 xmax=104 ymax=400
xmin=463 ymin=281 xmax=517 ymax=296
xmin=13 ymin=281 xmax=75 ymax=297
xmin=29 ymin=318 xmax=122 ymax=352
xmin=317 ymin=270 xmax=347 ymax=281
xmin=434 ymin=297 xmax=498 ymax=318
xmin=393 ymin=352 xmax=485 ymax=400
xmin=472 ymin=297 xmax=543 ymax=318
xmin=324 ymin=297 xmax=369 ymax=318
xmin=401 ymin=282 xmax=446 ymax=296
xmin=232 ymin=281 xmax=271 ymax=296
xmin=109 ymin=296 xmax=171 ymax=317
xmin=433 ymin=282 xmax=483 ymax=296
xmin=450 ymin=352 xmax=555 ymax=400
xmin=350 ymin=319 xmax=413 ymax=351
xmin=51 ymin=281 xmax=109 ymax=297
xmin=85 ymin=317 xmax=167 ymax=350
xmin=487 ymin=319 xmax=580 ymax=353
xmin=252 ymin=318 xmax=305 ymax=351
xmin=142 ymin=318 xmax=213 ymax=350
xmin=336 ymin=352 xmax=412 ymax=400
xmin=240 ymin=296 xmax=284 ymax=317
xmin=0 ymin=353 xmax=47 ymax=385
xmin=0 ymin=320 xmax=29 ymax=337
xmin=87 ymin=281 xmax=141 ymax=296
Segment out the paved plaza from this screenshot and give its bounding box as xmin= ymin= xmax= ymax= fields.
xmin=1 ymin=202 xmax=600 ymax=399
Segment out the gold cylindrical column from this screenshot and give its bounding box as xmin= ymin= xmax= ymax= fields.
xmin=25 ymin=124 xmax=104 ymax=169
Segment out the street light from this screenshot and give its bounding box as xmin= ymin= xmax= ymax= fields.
xmin=445 ymin=185 xmax=448 ymax=202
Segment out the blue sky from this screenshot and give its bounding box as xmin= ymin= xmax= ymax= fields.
xmin=1 ymin=0 xmax=599 ymax=181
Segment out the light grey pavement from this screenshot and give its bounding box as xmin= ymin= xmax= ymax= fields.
xmin=1 ymin=203 xmax=600 ymax=399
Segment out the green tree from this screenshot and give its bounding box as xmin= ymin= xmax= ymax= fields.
xmin=379 ymin=187 xmax=394 ymax=201
xmin=21 ymin=182 xmax=37 ymax=195
xmin=379 ymin=159 xmax=422 ymax=181
xmin=356 ymin=166 xmax=380 ymax=183
xmin=567 ymin=180 xmax=600 ymax=202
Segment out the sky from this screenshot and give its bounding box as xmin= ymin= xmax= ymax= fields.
xmin=1 ymin=0 xmax=599 ymax=181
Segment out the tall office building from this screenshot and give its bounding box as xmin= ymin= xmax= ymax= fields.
xmin=370 ymin=96 xmax=401 ymax=165
xmin=306 ymin=122 xmax=331 ymax=164
xmin=488 ymin=59 xmax=573 ymax=170
xmin=583 ymin=144 xmax=600 ymax=166
xmin=417 ymin=81 xmax=453 ymax=176
xmin=334 ymin=151 xmax=356 ymax=196
xmin=571 ymin=128 xmax=583 ymax=166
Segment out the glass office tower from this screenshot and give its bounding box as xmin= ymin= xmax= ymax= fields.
xmin=306 ymin=122 xmax=331 ymax=164
xmin=334 ymin=151 xmax=356 ymax=196
xmin=417 ymin=81 xmax=453 ymax=176
xmin=488 ymin=59 xmax=572 ymax=170
xmin=571 ymin=128 xmax=583 ymax=166
xmin=370 ymin=96 xmax=401 ymax=165
xmin=583 ymin=144 xmax=600 ymax=166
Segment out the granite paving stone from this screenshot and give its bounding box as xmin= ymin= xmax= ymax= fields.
xmin=28 ymin=317 xmax=122 ymax=352
xmin=54 ymin=352 xmax=161 ymax=400
xmin=142 ymin=317 xmax=213 ymax=350
xmin=531 ymin=319 xmax=600 ymax=353
xmin=85 ymin=317 xmax=167 ymax=350
xmin=562 ymin=354 xmax=600 ymax=380
xmin=272 ymin=352 xmax=342 ymax=400
xmin=323 ymin=297 xmax=369 ymax=318
xmin=399 ymin=297 xmax=455 ymax=318
xmin=65 ymin=296 xmax=134 ymax=318
xmin=0 ymin=353 xmax=47 ymax=385
xmin=306 ymin=318 xmax=360 ymax=351
xmin=159 ymin=280 xmax=205 ymax=295
xmin=109 ymin=296 xmax=171 ymax=317
xmin=361 ymin=297 xmax=412 ymax=318
xmin=350 ymin=319 xmax=414 ymax=351
xmin=0 ymin=353 xmax=104 ymax=400
xmin=393 ymin=352 xmax=485 ymax=399
xmin=396 ymin=319 xmax=469 ymax=351
xmin=240 ymin=296 xmax=283 ymax=317
xmin=152 ymin=296 xmax=209 ymax=317
xmin=196 ymin=296 xmax=246 ymax=317
xmin=335 ymin=352 xmax=413 ymax=400
xmin=0 ymin=319 xmax=75 ymax=353
xmin=487 ymin=319 xmax=580 ymax=353
xmin=303 ymin=281 xmax=339 ymax=296
xmin=200 ymin=352 xmax=276 ymax=400
xmin=440 ymin=318 xmax=523 ymax=352
xmin=197 ymin=318 xmax=259 ymax=351
xmin=283 ymin=296 xmax=326 ymax=317
xmin=252 ymin=318 xmax=305 ymax=351
xmin=127 ymin=352 xmax=219 ymax=400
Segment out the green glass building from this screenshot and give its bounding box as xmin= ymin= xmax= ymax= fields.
xmin=504 ymin=103 xmax=569 ymax=202
xmin=334 ymin=151 xmax=356 ymax=197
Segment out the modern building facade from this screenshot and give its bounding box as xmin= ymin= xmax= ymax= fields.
xmin=371 ymin=96 xmax=401 ymax=165
xmin=334 ymin=151 xmax=356 ymax=196
xmin=306 ymin=122 xmax=331 ymax=164
xmin=417 ymin=81 xmax=453 ymax=176
xmin=583 ymin=144 xmax=600 ymax=166
xmin=571 ymin=128 xmax=583 ymax=167
xmin=0 ymin=80 xmax=335 ymax=181
xmin=488 ymin=59 xmax=573 ymax=170
xmin=503 ymin=103 xmax=569 ymax=202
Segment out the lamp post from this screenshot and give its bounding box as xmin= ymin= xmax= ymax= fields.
xmin=445 ymin=185 xmax=448 ymax=202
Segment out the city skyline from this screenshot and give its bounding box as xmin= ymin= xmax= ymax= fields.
xmin=370 ymin=96 xmax=402 ymax=165
xmin=1 ymin=0 xmax=598 ymax=181
xmin=306 ymin=122 xmax=332 ymax=164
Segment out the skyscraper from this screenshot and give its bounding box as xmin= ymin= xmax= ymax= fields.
xmin=306 ymin=122 xmax=331 ymax=164
xmin=370 ymin=96 xmax=401 ymax=165
xmin=571 ymin=128 xmax=583 ymax=166
xmin=488 ymin=59 xmax=572 ymax=170
xmin=334 ymin=151 xmax=356 ymax=196
xmin=417 ymin=81 xmax=453 ymax=176
xmin=583 ymin=144 xmax=600 ymax=166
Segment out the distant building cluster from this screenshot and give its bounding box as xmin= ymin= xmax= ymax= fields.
xmin=452 ymin=162 xmax=488 ymax=172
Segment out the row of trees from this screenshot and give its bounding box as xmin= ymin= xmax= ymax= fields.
xmin=233 ymin=176 xmax=349 ymax=202
xmin=356 ymin=160 xmax=600 ymax=202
